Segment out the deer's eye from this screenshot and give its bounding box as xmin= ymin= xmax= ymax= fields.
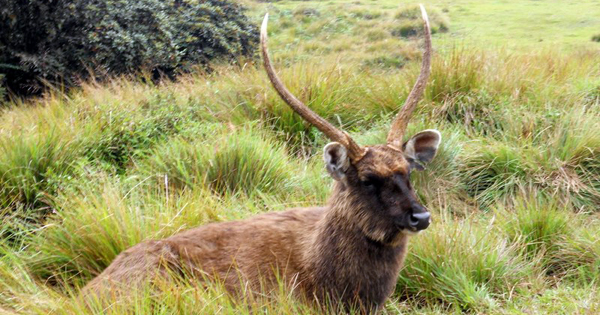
xmin=361 ymin=175 xmax=382 ymax=189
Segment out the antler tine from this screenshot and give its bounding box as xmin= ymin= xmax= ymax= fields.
xmin=387 ymin=4 xmax=432 ymax=149
xmin=261 ymin=14 xmax=366 ymax=161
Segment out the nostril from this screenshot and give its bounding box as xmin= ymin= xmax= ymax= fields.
xmin=408 ymin=212 xmax=431 ymax=230
xmin=411 ymin=212 xmax=430 ymax=221
xmin=408 ymin=215 xmax=419 ymax=227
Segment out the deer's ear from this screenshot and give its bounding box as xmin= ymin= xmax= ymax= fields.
xmin=403 ymin=129 xmax=441 ymax=171
xmin=323 ymin=142 xmax=350 ymax=181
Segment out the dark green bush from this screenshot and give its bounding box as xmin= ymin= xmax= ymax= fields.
xmin=592 ymin=34 xmax=600 ymax=42
xmin=0 ymin=0 xmax=258 ymax=96
xmin=0 ymin=74 xmax=5 ymax=100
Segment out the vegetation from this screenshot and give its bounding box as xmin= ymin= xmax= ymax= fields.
xmin=391 ymin=5 xmax=449 ymax=38
xmin=1 ymin=0 xmax=600 ymax=314
xmin=0 ymin=0 xmax=258 ymax=96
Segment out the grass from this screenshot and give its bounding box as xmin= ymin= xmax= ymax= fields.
xmin=137 ymin=125 xmax=299 ymax=195
xmin=494 ymin=196 xmax=571 ymax=272
xmin=391 ymin=5 xmax=450 ymax=38
xmin=1 ymin=0 xmax=600 ymax=313
xmin=397 ymin=214 xmax=541 ymax=311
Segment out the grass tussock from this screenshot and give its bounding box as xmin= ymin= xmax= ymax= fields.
xmin=391 ymin=5 xmax=449 ymax=38
xmin=461 ymin=108 xmax=600 ymax=209
xmin=553 ymin=220 xmax=600 ymax=284
xmin=25 ymin=176 xmax=228 ymax=286
xmin=139 ymin=125 xmax=298 ymax=196
xmin=0 ymin=131 xmax=77 ymax=211
xmin=495 ymin=196 xmax=571 ymax=269
xmin=397 ymin=215 xmax=540 ymax=311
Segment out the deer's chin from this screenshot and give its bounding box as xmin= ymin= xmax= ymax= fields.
xmin=401 ymin=229 xmax=421 ymax=236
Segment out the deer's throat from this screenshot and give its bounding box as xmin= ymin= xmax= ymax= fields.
xmin=303 ymin=207 xmax=408 ymax=309
xmin=327 ymin=183 xmax=405 ymax=245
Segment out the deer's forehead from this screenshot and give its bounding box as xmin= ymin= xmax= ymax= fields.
xmin=356 ymin=146 xmax=409 ymax=177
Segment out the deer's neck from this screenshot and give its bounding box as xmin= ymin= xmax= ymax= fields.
xmin=302 ymin=183 xmax=408 ymax=311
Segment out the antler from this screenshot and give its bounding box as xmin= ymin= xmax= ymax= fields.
xmin=387 ymin=4 xmax=432 ymax=149
xmin=260 ymin=14 xmax=366 ymax=162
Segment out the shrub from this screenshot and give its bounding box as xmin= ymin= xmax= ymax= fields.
xmin=0 ymin=74 xmax=5 ymax=100
xmin=592 ymin=34 xmax=600 ymax=42
xmin=0 ymin=0 xmax=258 ymax=96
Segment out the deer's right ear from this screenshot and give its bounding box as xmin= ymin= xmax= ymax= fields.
xmin=323 ymin=142 xmax=350 ymax=181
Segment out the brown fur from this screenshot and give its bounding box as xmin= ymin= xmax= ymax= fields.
xmin=82 ymin=145 xmax=431 ymax=313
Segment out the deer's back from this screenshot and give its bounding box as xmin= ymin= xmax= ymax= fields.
xmin=83 ymin=207 xmax=325 ymax=296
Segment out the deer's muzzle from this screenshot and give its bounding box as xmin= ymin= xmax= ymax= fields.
xmin=407 ymin=212 xmax=431 ymax=231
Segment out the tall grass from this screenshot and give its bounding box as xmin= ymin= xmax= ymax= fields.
xmin=397 ymin=214 xmax=541 ymax=311
xmin=0 ymin=130 xmax=79 ymax=211
xmin=461 ymin=107 xmax=600 ymax=209
xmin=494 ymin=196 xmax=571 ymax=271
xmin=138 ymin=125 xmax=299 ymax=196
xmin=553 ymin=220 xmax=600 ymax=284
xmin=0 ymin=26 xmax=600 ymax=314
xmin=26 ymin=176 xmax=226 ymax=286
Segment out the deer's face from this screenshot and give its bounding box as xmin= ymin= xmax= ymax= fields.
xmin=323 ymin=130 xmax=441 ymax=243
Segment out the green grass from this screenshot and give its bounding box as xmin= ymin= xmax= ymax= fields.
xmin=137 ymin=125 xmax=299 ymax=195
xmin=257 ymin=0 xmax=600 ymax=63
xmin=1 ymin=0 xmax=600 ymax=313
xmin=397 ymin=214 xmax=541 ymax=311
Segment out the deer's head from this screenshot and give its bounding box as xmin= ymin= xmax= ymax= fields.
xmin=261 ymin=5 xmax=438 ymax=243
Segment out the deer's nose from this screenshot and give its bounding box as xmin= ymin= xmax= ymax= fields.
xmin=408 ymin=212 xmax=431 ymax=231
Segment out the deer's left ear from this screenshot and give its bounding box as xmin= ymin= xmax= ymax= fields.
xmin=323 ymin=142 xmax=351 ymax=181
xmin=402 ymin=129 xmax=441 ymax=171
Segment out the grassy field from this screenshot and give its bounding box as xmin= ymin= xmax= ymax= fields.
xmin=1 ymin=0 xmax=600 ymax=313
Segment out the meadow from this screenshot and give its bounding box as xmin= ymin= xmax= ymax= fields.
xmin=1 ymin=0 xmax=600 ymax=313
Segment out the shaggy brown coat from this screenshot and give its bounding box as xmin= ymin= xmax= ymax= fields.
xmin=83 ymin=144 xmax=440 ymax=313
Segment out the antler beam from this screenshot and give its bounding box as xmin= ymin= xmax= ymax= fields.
xmin=387 ymin=4 xmax=432 ymax=149
xmin=260 ymin=14 xmax=366 ymax=162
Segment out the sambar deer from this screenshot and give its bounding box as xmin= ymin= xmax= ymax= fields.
xmin=83 ymin=5 xmax=438 ymax=313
